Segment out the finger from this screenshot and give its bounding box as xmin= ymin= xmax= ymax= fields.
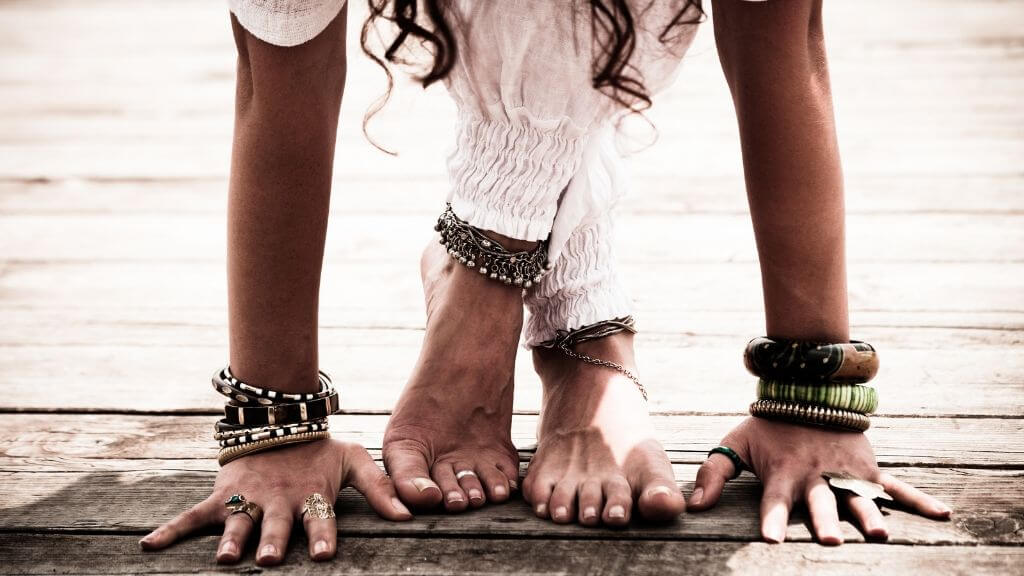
xmin=878 ymin=472 xmax=953 ymax=519
xmin=577 ymin=479 xmax=604 ymax=526
xmin=805 ymin=478 xmax=843 ymax=545
xmin=689 ymin=453 xmax=738 ymax=511
xmin=139 ymin=497 xmax=218 ymax=551
xmin=301 ymin=504 xmax=338 ymax=562
xmin=346 ymin=445 xmax=413 ymax=521
xmin=842 ymin=492 xmax=888 ymax=540
xmin=216 ymin=512 xmax=256 ymax=564
xmin=382 ymin=440 xmax=443 ymax=509
xmin=431 ymin=462 xmax=469 ymax=512
xmin=759 ymin=477 xmax=795 ymax=543
xmin=255 ymin=503 xmax=293 ymax=566
xmin=548 ymin=478 xmax=578 ymax=524
xmin=452 ymin=461 xmax=486 ymax=507
xmin=602 ymin=477 xmax=633 ymax=527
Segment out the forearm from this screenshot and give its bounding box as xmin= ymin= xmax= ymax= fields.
xmin=227 ymin=9 xmax=347 ymax=393
xmin=712 ymin=0 xmax=848 ymax=342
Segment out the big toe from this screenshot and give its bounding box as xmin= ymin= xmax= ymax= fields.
xmin=630 ymin=446 xmax=685 ymax=522
xmin=384 ymin=441 xmax=443 ymax=509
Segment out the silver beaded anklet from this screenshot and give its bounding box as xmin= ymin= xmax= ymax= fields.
xmin=435 ymin=203 xmax=551 ymax=289
xmin=539 ymin=316 xmax=647 ymax=401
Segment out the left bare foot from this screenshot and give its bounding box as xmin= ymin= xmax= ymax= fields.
xmin=522 ymin=332 xmax=686 ymax=526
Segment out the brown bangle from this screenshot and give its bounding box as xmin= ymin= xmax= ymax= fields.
xmin=749 ymin=399 xmax=871 ymax=432
xmin=743 ymin=337 xmax=880 ymax=384
xmin=217 ymin=430 xmax=331 ymax=466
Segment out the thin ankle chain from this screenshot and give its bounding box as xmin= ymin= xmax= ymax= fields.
xmin=540 ymin=316 xmax=647 ymax=402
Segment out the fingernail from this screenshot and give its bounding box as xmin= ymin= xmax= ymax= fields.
xmin=937 ymin=504 xmax=953 ymax=516
xmin=313 ymin=540 xmax=328 ymax=555
xmin=764 ymin=527 xmax=784 ymax=544
xmin=536 ymin=503 xmax=547 ymax=517
xmin=391 ymin=497 xmax=411 ymax=516
xmin=259 ymin=544 xmax=277 ymax=559
xmin=447 ymin=491 xmax=464 ymax=503
xmin=493 ymin=485 xmax=507 ymax=497
xmin=691 ymin=487 xmax=704 ymax=506
xmin=412 ymin=477 xmax=437 ymax=493
xmin=219 ymin=541 xmax=238 ymax=556
xmin=468 ymin=488 xmax=483 ymax=501
xmin=583 ymin=506 xmax=598 ymax=520
xmin=553 ymin=506 xmax=568 ymax=520
xmin=609 ymin=505 xmax=626 ymax=519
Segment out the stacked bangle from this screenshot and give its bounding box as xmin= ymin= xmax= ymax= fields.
xmin=743 ymin=336 xmax=880 ymax=432
xmin=211 ymin=366 xmax=337 ymax=466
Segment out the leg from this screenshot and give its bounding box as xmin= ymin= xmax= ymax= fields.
xmin=712 ymin=0 xmax=848 ymax=342
xmin=227 ymin=7 xmax=347 ymax=394
xmin=524 ymin=215 xmax=686 ymax=526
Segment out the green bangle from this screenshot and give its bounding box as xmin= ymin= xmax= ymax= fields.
xmin=757 ymin=379 xmax=878 ymax=414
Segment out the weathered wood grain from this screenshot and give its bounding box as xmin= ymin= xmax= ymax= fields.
xmin=2 ymin=414 xmax=1021 ymax=468
xmin=2 ymin=340 xmax=1021 ymax=416
xmin=0 ymin=465 xmax=1021 ymax=545
xmin=1 ymin=535 xmax=1021 ymax=576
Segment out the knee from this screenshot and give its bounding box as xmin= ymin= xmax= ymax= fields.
xmin=711 ymin=0 xmax=827 ymax=91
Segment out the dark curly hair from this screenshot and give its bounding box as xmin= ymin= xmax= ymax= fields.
xmin=360 ymin=0 xmax=704 ymax=153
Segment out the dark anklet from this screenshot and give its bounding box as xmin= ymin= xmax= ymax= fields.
xmin=539 ymin=316 xmax=647 ymax=401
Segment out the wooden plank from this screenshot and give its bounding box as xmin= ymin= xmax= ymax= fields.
xmin=2 ymin=414 xmax=1021 ymax=468
xmin=0 ymin=464 xmax=1020 ymax=545
xmin=1 ymin=535 xmax=1021 ymax=576
xmin=2 ymin=261 xmax=1021 ymax=316
xmin=1 ymin=340 xmax=1021 ymax=416
xmin=3 ymin=212 xmax=1021 ymax=264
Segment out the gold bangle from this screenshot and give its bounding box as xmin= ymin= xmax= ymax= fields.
xmin=749 ymin=399 xmax=871 ymax=432
xmin=217 ymin=430 xmax=331 ymax=466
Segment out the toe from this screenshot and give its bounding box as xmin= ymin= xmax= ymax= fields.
xmin=628 ymin=442 xmax=685 ymax=522
xmin=526 ymin=475 xmax=556 ymax=519
xmin=577 ymin=479 xmax=604 ymax=526
xmin=452 ymin=461 xmax=486 ymax=508
xmin=548 ymin=478 xmax=578 ymax=524
xmin=477 ymin=463 xmax=511 ymax=503
xmin=431 ymin=462 xmax=468 ymax=512
xmin=383 ymin=440 xmax=443 ymax=509
xmin=602 ymin=476 xmax=633 ymax=526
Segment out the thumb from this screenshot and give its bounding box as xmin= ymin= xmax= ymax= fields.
xmin=689 ymin=445 xmax=746 ymax=512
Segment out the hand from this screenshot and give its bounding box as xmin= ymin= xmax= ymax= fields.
xmin=139 ymin=439 xmax=412 ymax=565
xmin=688 ymin=417 xmax=952 ymax=544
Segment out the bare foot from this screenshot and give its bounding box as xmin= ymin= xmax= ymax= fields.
xmin=383 ymin=239 xmax=526 ymax=512
xmin=523 ymin=332 xmax=686 ymax=526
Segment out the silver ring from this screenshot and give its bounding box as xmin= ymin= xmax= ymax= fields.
xmin=455 ymin=470 xmax=477 ymax=480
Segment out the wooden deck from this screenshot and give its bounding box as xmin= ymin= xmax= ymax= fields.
xmin=1 ymin=0 xmax=1022 ymax=573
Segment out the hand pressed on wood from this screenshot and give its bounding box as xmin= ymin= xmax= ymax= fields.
xmin=687 ymin=417 xmax=952 ymax=544
xmin=139 ymin=439 xmax=411 ymax=565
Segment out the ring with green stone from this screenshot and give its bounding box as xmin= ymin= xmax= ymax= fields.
xmin=757 ymin=379 xmax=878 ymax=414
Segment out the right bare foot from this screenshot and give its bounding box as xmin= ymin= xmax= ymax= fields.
xmin=383 ymin=239 xmax=528 ymax=512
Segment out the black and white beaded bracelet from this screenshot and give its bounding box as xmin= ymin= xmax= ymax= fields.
xmin=213 ymin=366 xmax=333 ymax=405
xmin=218 ymin=420 xmax=331 ymax=448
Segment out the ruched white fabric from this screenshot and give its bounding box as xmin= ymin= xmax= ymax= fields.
xmin=228 ymin=0 xmax=714 ymax=347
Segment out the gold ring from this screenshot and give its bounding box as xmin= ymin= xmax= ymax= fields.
xmin=224 ymin=493 xmax=263 ymax=524
xmin=455 ymin=470 xmax=477 ymax=480
xmin=301 ymin=493 xmax=336 ymax=520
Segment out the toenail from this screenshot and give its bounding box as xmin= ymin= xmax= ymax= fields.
xmin=536 ymin=503 xmax=547 ymax=517
xmin=583 ymin=506 xmax=598 ymax=520
xmin=313 ymin=540 xmax=328 ymax=556
xmin=219 ymin=541 xmax=237 ymax=556
xmin=509 ymin=480 xmax=519 ymax=491
xmin=649 ymin=486 xmax=675 ymax=498
xmin=553 ymin=506 xmax=568 ymax=520
xmin=259 ymin=544 xmax=277 ymax=559
xmin=609 ymin=505 xmax=626 ymax=519
xmin=412 ymin=477 xmax=437 ymax=492
xmin=493 ymin=485 xmax=507 ymax=497
xmin=447 ymin=491 xmax=464 ymax=503
xmin=468 ymin=489 xmax=483 ymax=501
